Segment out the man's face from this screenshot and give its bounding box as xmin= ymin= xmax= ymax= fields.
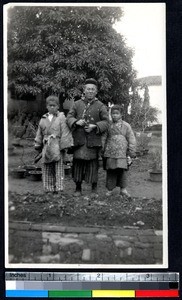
xmin=84 ymin=84 xmax=97 ymax=100
xmin=47 ymin=101 xmax=59 ymax=114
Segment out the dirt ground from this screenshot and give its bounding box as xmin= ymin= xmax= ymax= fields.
xmin=8 ymin=139 xmax=162 ymax=199
xmin=8 ymin=139 xmax=163 ymax=230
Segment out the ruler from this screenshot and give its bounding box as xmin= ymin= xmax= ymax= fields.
xmin=6 ymin=272 xmax=179 ymax=282
xmin=5 ymin=272 xmax=180 ymax=298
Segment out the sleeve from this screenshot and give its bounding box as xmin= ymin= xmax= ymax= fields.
xmin=126 ymin=124 xmax=136 ymax=158
xmin=96 ymin=104 xmax=109 ymax=134
xmin=66 ymin=103 xmax=78 ymax=129
xmin=101 ymin=130 xmax=108 ymax=151
xmin=34 ymin=121 xmax=43 ymax=151
xmin=60 ymin=113 xmax=74 ymax=150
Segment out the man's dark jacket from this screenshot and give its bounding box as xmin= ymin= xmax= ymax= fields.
xmin=66 ymin=98 xmax=108 ymax=148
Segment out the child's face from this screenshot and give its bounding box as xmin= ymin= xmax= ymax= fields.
xmin=47 ymin=101 xmax=59 ymax=114
xmin=111 ymin=109 xmax=122 ymax=122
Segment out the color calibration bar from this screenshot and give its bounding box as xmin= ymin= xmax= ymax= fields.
xmin=6 ymin=289 xmax=179 ymax=298
xmin=5 ymin=272 xmax=180 ymax=298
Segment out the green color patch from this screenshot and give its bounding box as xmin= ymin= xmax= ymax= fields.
xmin=49 ymin=290 xmax=92 ymax=298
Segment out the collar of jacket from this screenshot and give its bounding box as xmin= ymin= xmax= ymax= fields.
xmin=42 ymin=111 xmax=60 ymax=118
xmin=81 ymin=97 xmax=98 ymax=105
xmin=112 ymin=118 xmax=123 ymax=126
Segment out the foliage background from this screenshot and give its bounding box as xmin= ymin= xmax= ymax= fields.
xmin=8 ymin=6 xmax=135 ymax=113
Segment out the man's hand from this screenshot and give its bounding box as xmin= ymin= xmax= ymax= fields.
xmin=76 ymin=119 xmax=86 ymax=126
xmin=84 ymin=124 xmax=97 ymax=133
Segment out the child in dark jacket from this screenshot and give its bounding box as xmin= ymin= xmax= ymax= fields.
xmin=103 ymin=105 xmax=136 ymax=197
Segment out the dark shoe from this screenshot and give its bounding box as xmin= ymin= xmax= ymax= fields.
xmin=92 ymin=182 xmax=97 ymax=192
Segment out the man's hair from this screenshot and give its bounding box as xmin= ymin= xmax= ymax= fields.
xmin=46 ymin=95 xmax=59 ymax=105
xmin=111 ymin=105 xmax=123 ymax=114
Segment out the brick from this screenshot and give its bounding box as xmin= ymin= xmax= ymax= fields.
xmin=153 ymin=236 xmax=163 ymax=243
xmin=120 ymin=250 xmax=124 ymax=258
xmin=42 ymin=244 xmax=52 ymax=255
xmin=126 ymin=247 xmax=132 ymax=256
xmin=69 ymin=243 xmax=82 ymax=253
xmin=137 ymin=229 xmax=155 ymax=236
xmin=59 ymin=238 xmax=84 ymax=247
xmin=9 ymin=255 xmax=14 ymax=263
xmin=95 ymin=234 xmax=112 ymax=242
xmin=31 ymin=224 xmax=43 ymax=231
xmin=155 ymin=260 xmax=163 ymax=264
xmin=154 ymin=243 xmax=163 ymax=250
xmin=38 ymin=254 xmax=60 ymax=263
xmin=155 ymin=230 xmax=163 ymax=236
xmin=154 ymin=250 xmax=162 ymax=259
xmin=41 ymin=225 xmax=66 ymax=232
xmin=138 ymin=236 xmax=150 ymax=243
xmin=109 ymin=229 xmax=139 ymax=236
xmin=123 ymin=226 xmax=139 ymax=230
xmin=133 ymin=248 xmax=153 ymax=260
xmin=135 ymin=242 xmax=152 ymax=248
xmin=138 ymin=235 xmax=162 ymax=243
xmin=62 ymin=233 xmax=78 ymax=238
xmin=9 ymin=222 xmax=32 ymax=230
xmin=50 ymin=243 xmax=59 ymax=254
xmin=20 ymin=257 xmax=34 ymax=263
xmin=16 ymin=230 xmax=41 ymax=239
xmin=112 ymin=235 xmax=136 ymax=242
xmin=65 ymin=226 xmax=99 ymax=234
xmin=79 ymin=233 xmax=94 ymax=240
xmin=42 ymin=232 xmax=62 ymax=244
xmin=114 ymin=240 xmax=131 ymax=248
xmin=82 ymin=249 xmax=91 ymax=261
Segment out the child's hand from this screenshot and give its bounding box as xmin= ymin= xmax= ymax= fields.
xmin=127 ymin=156 xmax=132 ymax=166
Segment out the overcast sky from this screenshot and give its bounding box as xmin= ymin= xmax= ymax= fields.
xmin=113 ymin=3 xmax=166 ymax=79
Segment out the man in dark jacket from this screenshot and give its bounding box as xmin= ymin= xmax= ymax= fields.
xmin=67 ymin=78 xmax=108 ymax=197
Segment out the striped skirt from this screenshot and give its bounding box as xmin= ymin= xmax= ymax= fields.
xmin=42 ymin=157 xmax=64 ymax=192
xmin=72 ymin=159 xmax=98 ymax=184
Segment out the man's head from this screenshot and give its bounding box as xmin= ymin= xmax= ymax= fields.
xmin=46 ymin=96 xmax=59 ymax=114
xmin=83 ymin=78 xmax=98 ymax=101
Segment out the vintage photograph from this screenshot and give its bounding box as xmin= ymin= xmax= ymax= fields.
xmin=4 ymin=3 xmax=166 ymax=267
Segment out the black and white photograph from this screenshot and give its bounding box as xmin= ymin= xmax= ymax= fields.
xmin=4 ymin=3 xmax=166 ymax=267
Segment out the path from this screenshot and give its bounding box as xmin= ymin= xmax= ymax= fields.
xmin=9 ymin=221 xmax=162 ymax=265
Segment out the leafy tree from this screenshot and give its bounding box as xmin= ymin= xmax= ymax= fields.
xmin=143 ymin=85 xmax=150 ymax=109
xmin=7 ymin=6 xmax=135 ymax=109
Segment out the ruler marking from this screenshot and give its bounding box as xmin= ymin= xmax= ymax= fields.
xmin=5 ymin=272 xmax=180 ymax=285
